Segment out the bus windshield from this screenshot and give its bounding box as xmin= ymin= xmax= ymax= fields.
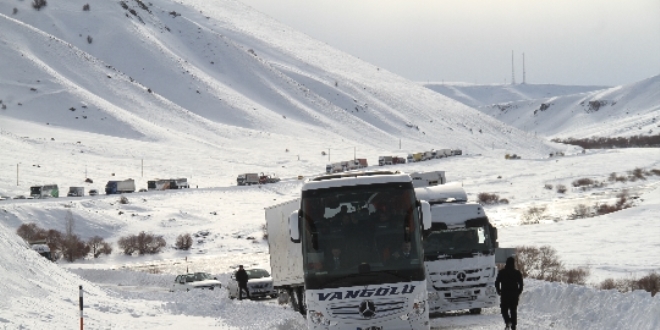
xmin=300 ymin=182 xmax=425 ymax=290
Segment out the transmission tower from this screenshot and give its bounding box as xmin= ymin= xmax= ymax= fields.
xmin=511 ymin=51 xmax=516 ymax=85
xmin=522 ymin=52 xmax=526 ymax=84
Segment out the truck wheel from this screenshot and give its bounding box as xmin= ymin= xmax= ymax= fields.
xmin=469 ymin=308 xmax=482 ymax=314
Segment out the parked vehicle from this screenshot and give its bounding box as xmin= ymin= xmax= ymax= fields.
xmin=237 ymin=173 xmax=259 ymax=186
xmin=452 ymin=149 xmax=463 ymax=156
xmin=226 ymin=268 xmax=277 ymax=299
xmin=407 ymin=152 xmax=423 ymax=163
xmin=29 ymin=184 xmax=59 ymax=199
xmin=88 ymin=189 xmax=99 ymax=196
xmin=29 ymin=240 xmax=52 ymax=261
xmin=67 ymin=187 xmax=84 ymax=197
xmin=259 ymin=173 xmax=281 ymax=184
xmin=410 ymin=171 xmax=447 ymax=188
xmin=105 ymin=179 xmax=135 ymax=194
xmin=416 ymin=184 xmax=507 ymax=315
xmin=378 ymin=156 xmax=393 ymax=166
xmin=266 ymin=171 xmax=433 ymax=329
xmin=170 ymin=272 xmax=222 ymax=292
xmin=393 ymin=156 xmax=407 ymax=164
xmin=423 ymin=151 xmax=435 ymax=161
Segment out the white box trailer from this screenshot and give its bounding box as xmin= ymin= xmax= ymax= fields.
xmin=409 ymin=171 xmax=447 ymax=188
xmin=266 ymin=199 xmax=304 ymax=288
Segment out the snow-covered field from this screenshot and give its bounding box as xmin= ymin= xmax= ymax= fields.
xmin=1 ymin=0 xmax=659 ymax=329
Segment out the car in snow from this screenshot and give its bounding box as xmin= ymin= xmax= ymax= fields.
xmin=170 ymin=272 xmax=222 ymax=292
xmin=226 ymin=268 xmax=277 ymax=299
xmin=138 ymin=188 xmax=148 ymax=193
xmin=88 ymin=189 xmax=99 ymax=196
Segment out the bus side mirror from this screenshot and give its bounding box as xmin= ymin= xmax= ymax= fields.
xmin=420 ymin=200 xmax=432 ymax=230
xmin=289 ymin=210 xmax=301 ymax=243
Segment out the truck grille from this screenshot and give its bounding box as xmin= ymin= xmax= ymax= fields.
xmin=429 ymin=267 xmax=492 ymax=286
xmin=328 ymin=298 xmax=406 ymax=320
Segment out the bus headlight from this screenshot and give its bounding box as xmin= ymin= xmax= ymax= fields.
xmin=308 ymin=310 xmax=330 ymax=326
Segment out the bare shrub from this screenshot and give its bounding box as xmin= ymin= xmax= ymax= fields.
xmin=572 ymin=178 xmax=594 ymax=187
xmin=570 ymin=204 xmax=591 ymax=219
xmin=61 ymin=234 xmax=90 ymax=262
xmin=136 ymin=232 xmax=166 ymax=254
xmin=32 ymin=0 xmax=47 ymax=10
xmin=262 ymin=223 xmax=268 ymax=240
xmin=477 ymin=192 xmax=500 ymax=205
xmin=499 ymin=198 xmax=509 ymax=204
xmin=599 ymin=278 xmax=617 ymax=290
xmin=608 ymin=172 xmax=617 ymax=182
xmin=650 ymin=169 xmax=660 ymax=176
xmin=631 ymin=168 xmax=646 ymax=180
xmin=82 ymin=4 xmax=90 ymax=11
xmin=118 ymin=235 xmax=137 ymax=255
xmin=563 ymin=267 xmax=590 ymax=285
xmin=521 ymin=205 xmax=547 ymax=225
xmin=119 ymin=195 xmax=129 ymax=204
xmin=88 ymin=236 xmax=112 ymax=258
xmin=13 ymin=7 xmax=18 ymax=15
xmin=544 ymin=183 xmax=553 ymax=190
xmin=16 ymin=223 xmax=46 ymax=242
xmin=175 ymin=233 xmax=193 ymax=250
xmin=515 ymin=245 xmax=564 ymax=282
xmin=635 ymin=272 xmax=660 ymax=296
xmin=87 ymin=35 xmax=93 ymax=44
xmin=556 ymin=184 xmax=567 ymax=194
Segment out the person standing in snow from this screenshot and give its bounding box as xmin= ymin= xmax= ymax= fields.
xmin=495 ymin=256 xmax=524 ymax=330
xmin=235 ymin=265 xmax=250 ymax=300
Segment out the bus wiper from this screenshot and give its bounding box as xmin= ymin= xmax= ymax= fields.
xmin=323 ymin=273 xmax=378 ymax=286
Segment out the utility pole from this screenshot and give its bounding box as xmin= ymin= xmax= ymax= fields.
xmin=511 ymin=50 xmax=516 ymax=85
xmin=328 ymin=148 xmax=330 ymax=162
xmin=17 ymin=163 xmax=19 ymax=186
xmin=399 ymin=139 xmax=401 ymax=149
xmin=141 ymin=159 xmax=143 ymax=178
xmin=522 ymin=52 xmax=526 ymax=84
xmin=354 ymin=147 xmax=356 ymax=161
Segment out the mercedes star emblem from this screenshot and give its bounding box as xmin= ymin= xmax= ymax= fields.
xmin=358 ymin=300 xmax=377 ymax=318
xmin=457 ymin=272 xmax=467 ymax=282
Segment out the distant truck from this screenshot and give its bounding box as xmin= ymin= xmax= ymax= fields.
xmin=407 ymin=152 xmax=423 ymax=163
xmin=259 ymin=173 xmax=281 ymax=184
xmin=452 ymin=149 xmax=463 ymax=156
xmin=29 ymin=240 xmax=52 ymax=261
xmin=147 ymin=178 xmax=189 ymax=190
xmin=410 ymin=171 xmax=446 ymax=188
xmin=237 ymin=173 xmax=259 ymax=186
xmin=378 ymin=156 xmax=406 ymax=166
xmin=67 ymin=187 xmax=84 ymax=197
xmin=416 ymin=183 xmax=502 ymax=315
xmin=105 ymin=179 xmax=135 ymax=194
xmin=434 ymin=149 xmax=452 ymax=158
xmin=29 ymin=184 xmax=59 ymax=199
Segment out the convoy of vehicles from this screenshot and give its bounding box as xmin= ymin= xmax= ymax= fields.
xmin=378 ymin=156 xmax=406 ymax=166
xmin=170 ymin=272 xmax=222 ymax=292
xmin=325 ymin=159 xmax=368 ymax=174
xmin=226 ymin=268 xmax=277 ymax=299
xmin=105 ymin=179 xmax=136 ymax=194
xmin=29 ymin=184 xmax=59 ymax=199
xmin=415 ymin=183 xmax=501 ymax=315
xmin=267 ymin=171 xmax=433 ymax=330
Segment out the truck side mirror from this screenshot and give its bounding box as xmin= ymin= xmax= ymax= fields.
xmin=289 ymin=210 xmax=301 ymax=243
xmin=420 ymin=200 xmax=432 ymax=230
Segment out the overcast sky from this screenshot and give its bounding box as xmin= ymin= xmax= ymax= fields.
xmin=239 ymin=0 xmax=660 ymax=86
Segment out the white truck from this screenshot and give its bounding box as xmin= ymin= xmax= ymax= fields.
xmin=105 ymin=179 xmax=135 ymax=194
xmin=67 ymin=187 xmax=85 ymax=197
xmin=415 ymin=183 xmax=500 ymax=316
xmin=266 ymin=171 xmax=433 ymax=330
xmin=409 ymin=171 xmax=446 ymax=188
xmin=237 ymin=173 xmax=260 ymax=186
xmin=29 ymin=184 xmax=59 ymax=198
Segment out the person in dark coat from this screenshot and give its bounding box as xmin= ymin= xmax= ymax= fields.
xmin=235 ymin=265 xmax=250 ymax=300
xmin=495 ymin=256 xmax=524 ymax=330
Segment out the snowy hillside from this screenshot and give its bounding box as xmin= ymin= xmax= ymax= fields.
xmin=424 ymin=76 xmax=660 ymax=138
xmin=0 ymin=0 xmax=553 ymax=198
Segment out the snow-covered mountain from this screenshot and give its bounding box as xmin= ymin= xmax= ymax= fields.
xmin=0 ymin=0 xmax=554 ymax=198
xmin=424 ymin=76 xmax=660 ymax=138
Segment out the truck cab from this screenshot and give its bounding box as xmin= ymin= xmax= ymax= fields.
xmin=416 ymin=184 xmax=499 ymax=316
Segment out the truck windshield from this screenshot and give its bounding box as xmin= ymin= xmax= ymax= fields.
xmin=300 ymin=182 xmax=425 ymax=290
xmin=423 ymin=222 xmax=493 ymax=260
